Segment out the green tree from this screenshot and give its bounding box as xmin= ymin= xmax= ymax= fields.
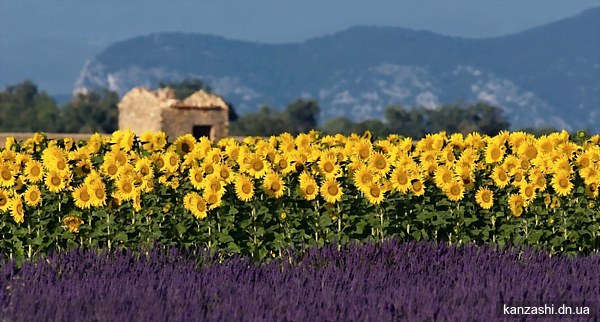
xmin=384 ymin=105 xmax=427 ymax=138
xmin=230 ymin=105 xmax=289 ymax=136
xmin=0 ymin=80 xmax=61 ymax=132
xmin=60 ymin=89 xmax=119 ymax=133
xmin=466 ymin=102 xmax=510 ymax=136
xmin=285 ymin=99 xmax=320 ymax=135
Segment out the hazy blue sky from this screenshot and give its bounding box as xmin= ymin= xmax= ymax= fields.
xmin=1 ymin=0 xmax=599 ymax=94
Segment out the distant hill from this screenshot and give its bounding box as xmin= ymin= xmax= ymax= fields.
xmin=74 ymin=7 xmax=600 ymax=131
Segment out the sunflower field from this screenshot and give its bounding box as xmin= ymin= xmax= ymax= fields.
xmin=0 ymin=129 xmax=599 ymax=262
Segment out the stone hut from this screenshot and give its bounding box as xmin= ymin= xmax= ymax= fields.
xmin=118 ymin=87 xmax=229 ymax=141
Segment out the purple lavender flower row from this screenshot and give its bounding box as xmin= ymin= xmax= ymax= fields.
xmin=1 ymin=241 xmax=598 ymax=322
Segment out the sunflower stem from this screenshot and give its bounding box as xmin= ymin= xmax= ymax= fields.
xmin=27 ymin=223 xmax=32 ymax=259
xmin=107 ymin=211 xmax=111 ymax=251
xmin=491 ymin=214 xmax=496 ymax=243
xmin=315 ymin=199 xmax=320 ymax=245
xmin=89 ymin=209 xmax=93 ymax=248
xmin=379 ymin=206 xmax=384 ymax=242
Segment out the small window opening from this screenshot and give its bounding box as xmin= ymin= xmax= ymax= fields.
xmin=193 ymin=125 xmax=212 ymax=140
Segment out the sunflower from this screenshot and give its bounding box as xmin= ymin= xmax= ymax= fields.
xmin=300 ymin=177 xmax=319 ymax=201
xmin=0 ymin=189 xmax=9 ymax=212
xmin=74 ymin=159 xmax=93 ymax=177
xmin=318 ymin=157 xmax=341 ymax=179
xmin=354 ymin=140 xmax=372 ymax=160
xmin=455 ymin=166 xmax=475 ymax=192
xmin=550 ymin=196 xmax=561 ymax=209
xmin=444 ymin=180 xmax=464 ymax=202
xmin=579 ymin=165 xmax=600 ymax=185
xmin=353 ymin=165 xmax=374 ymax=193
xmin=184 ymin=191 xmax=207 ymax=219
xmin=364 ymin=183 xmax=385 ymax=205
xmin=135 ymin=157 xmax=154 ymax=179
xmin=465 ymin=132 xmax=485 ymax=150
xmin=475 ymin=187 xmax=493 ymax=209
xmin=23 ymin=185 xmax=42 ymax=207
xmin=183 ymin=191 xmax=197 ymax=212
xmin=517 ymin=158 xmax=530 ymax=172
xmin=508 ymin=193 xmax=525 ymax=217
xmin=24 ymin=160 xmax=44 ymax=183
xmin=132 ymin=192 xmax=142 ymax=212
xmin=84 ymin=170 xmax=103 ymax=186
xmin=440 ymin=146 xmax=456 ymax=163
xmin=42 ymin=146 xmax=69 ymax=174
xmin=173 ymin=134 xmax=196 ymax=156
xmin=0 ymin=163 xmax=15 ymax=188
xmin=576 ymin=151 xmax=592 ymax=169
xmin=434 ymin=166 xmax=455 ymax=190
xmin=161 ymin=151 xmax=180 ymax=173
xmin=530 ymin=171 xmax=547 ymax=191
xmin=62 ymin=214 xmax=84 ymax=233
xmin=140 ymin=131 xmax=156 ymax=152
xmin=585 ymin=182 xmax=598 ymax=198
xmin=536 ymin=135 xmax=554 ymax=155
xmin=204 ymin=176 xmax=226 ymax=197
xmin=106 ymin=149 xmax=128 ymax=166
xmin=201 ymin=161 xmax=218 ymax=177
xmin=552 ymin=156 xmax=572 ymax=174
xmin=419 ymin=151 xmax=437 ymax=165
xmin=330 ymin=146 xmax=347 ymax=163
xmin=10 ymin=198 xmax=24 ymax=224
xmin=234 ymin=174 xmax=254 ymax=202
xmin=185 ymin=166 xmax=204 ymax=190
xmin=151 ymin=152 xmax=166 ymax=172
xmin=86 ymin=133 xmax=104 ymax=154
xmin=296 ymin=170 xmax=311 ymax=187
xmin=44 ymin=170 xmax=69 ymax=193
xmin=101 ymin=159 xmax=120 ymax=179
xmin=390 ymin=167 xmax=411 ymax=193
xmin=320 ymin=179 xmax=342 ymax=204
xmin=410 ymin=178 xmax=425 ymax=197
xmin=491 ymin=166 xmax=510 ymax=188
xmin=419 ymin=161 xmax=437 ymax=181
xmin=517 ymin=142 xmax=538 ymax=161
xmin=116 ymin=163 xmax=135 ymax=179
xmin=89 ymin=182 xmax=107 ymax=208
xmin=511 ymin=170 xmax=525 ymax=187
xmin=115 ymin=176 xmax=137 ymax=201
xmin=502 ymin=155 xmax=519 ymax=174
xmin=225 ymin=143 xmax=241 ymax=161
xmin=543 ymin=193 xmax=552 ymax=208
xmin=369 ymin=152 xmax=390 ymax=175
xmin=484 ymin=143 xmax=504 ymax=164
xmin=263 ymin=172 xmax=285 ymax=198
xmin=72 ymin=185 xmax=93 ymax=209
xmin=204 ymin=189 xmax=222 ymax=210
xmin=519 ymin=182 xmax=536 ymax=204
xmin=217 ymin=165 xmax=234 ymax=184
xmin=246 ymin=154 xmax=268 ymax=178
xmin=551 ymin=171 xmax=573 ymax=196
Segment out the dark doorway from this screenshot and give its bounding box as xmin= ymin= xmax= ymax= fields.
xmin=193 ymin=125 xmax=212 ymax=140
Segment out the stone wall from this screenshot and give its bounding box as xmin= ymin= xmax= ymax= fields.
xmin=118 ymin=87 xmax=229 ymax=141
xmin=161 ymin=107 xmax=229 ymax=141
xmin=118 ymin=87 xmax=178 ymax=135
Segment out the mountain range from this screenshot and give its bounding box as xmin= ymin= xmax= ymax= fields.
xmin=74 ymin=7 xmax=600 ymax=131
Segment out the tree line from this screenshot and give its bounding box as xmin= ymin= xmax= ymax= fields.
xmin=0 ymin=80 xmax=118 ymax=134
xmin=1 ymin=79 xmax=553 ymax=138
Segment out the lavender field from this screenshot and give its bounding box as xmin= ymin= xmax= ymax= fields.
xmin=1 ymin=240 xmax=598 ymax=321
